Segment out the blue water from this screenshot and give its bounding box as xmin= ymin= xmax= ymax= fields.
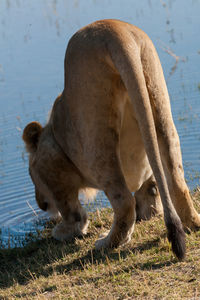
xmin=0 ymin=0 xmax=200 ymax=247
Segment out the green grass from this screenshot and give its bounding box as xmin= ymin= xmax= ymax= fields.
xmin=0 ymin=194 xmax=200 ymax=299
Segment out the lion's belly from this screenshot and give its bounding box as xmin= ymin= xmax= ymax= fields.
xmin=120 ymin=101 xmax=152 ymax=192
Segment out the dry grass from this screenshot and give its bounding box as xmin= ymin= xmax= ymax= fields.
xmin=0 ymin=193 xmax=200 ymax=299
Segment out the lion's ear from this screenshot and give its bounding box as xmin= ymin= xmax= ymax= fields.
xmin=22 ymin=122 xmax=43 ymax=153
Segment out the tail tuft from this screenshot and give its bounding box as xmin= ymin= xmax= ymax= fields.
xmin=167 ymin=219 xmax=186 ymax=260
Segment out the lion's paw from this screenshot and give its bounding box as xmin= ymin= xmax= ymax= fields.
xmin=81 ymin=219 xmax=90 ymax=235
xmin=184 ymin=213 xmax=200 ymax=231
xmin=191 ymin=213 xmax=200 ymax=229
xmin=95 ymin=231 xmax=132 ymax=250
xmin=52 ymin=219 xmax=90 ymax=241
xmin=95 ymin=226 xmax=134 ymax=250
xmin=95 ymin=233 xmax=110 ymax=250
xmin=52 ymin=222 xmax=74 ymax=241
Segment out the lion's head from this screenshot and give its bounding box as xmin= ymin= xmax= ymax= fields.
xmin=22 ymin=121 xmax=89 ymax=240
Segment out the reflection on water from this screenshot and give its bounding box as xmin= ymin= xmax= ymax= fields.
xmin=0 ymin=0 xmax=200 ymax=247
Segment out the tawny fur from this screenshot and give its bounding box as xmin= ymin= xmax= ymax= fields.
xmin=23 ymin=20 xmax=200 ymax=260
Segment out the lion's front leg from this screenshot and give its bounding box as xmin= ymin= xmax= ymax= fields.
xmin=52 ymin=214 xmax=89 ymax=241
xmin=52 ymin=195 xmax=89 ymax=241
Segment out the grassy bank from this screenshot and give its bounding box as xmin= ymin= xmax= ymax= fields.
xmin=0 ymin=192 xmax=200 ymax=299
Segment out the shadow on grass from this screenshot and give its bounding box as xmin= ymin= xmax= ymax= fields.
xmin=52 ymin=233 xmax=175 ymax=274
xmin=0 ymin=236 xmax=80 ymax=288
xmin=0 ymin=231 xmax=175 ymax=289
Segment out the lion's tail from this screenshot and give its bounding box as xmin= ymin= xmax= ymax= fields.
xmin=108 ymin=32 xmax=185 ymax=260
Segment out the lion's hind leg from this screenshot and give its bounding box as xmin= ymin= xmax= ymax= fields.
xmin=157 ymin=120 xmax=200 ymax=230
xmin=92 ymin=130 xmax=136 ymax=250
xmin=95 ymin=182 xmax=136 ymax=249
xmin=141 ymin=43 xmax=200 ymax=230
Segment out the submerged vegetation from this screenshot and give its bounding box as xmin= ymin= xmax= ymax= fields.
xmin=0 ymin=192 xmax=200 ymax=299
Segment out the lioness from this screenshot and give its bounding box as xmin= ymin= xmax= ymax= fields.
xmin=23 ymin=19 xmax=200 ymax=260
